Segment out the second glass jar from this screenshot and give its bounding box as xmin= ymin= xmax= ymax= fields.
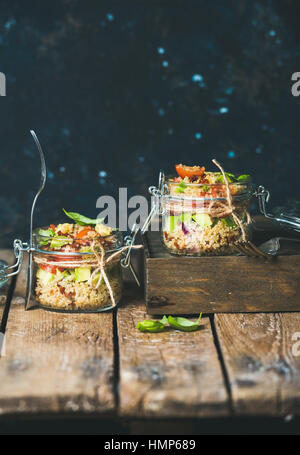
xmin=161 ymin=179 xmax=253 ymax=256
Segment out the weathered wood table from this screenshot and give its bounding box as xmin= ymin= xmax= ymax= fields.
xmin=1 ymin=247 xmax=300 ymax=435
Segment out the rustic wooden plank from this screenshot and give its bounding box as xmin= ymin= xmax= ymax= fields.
xmin=214 ymin=313 xmax=300 ymax=415
xmin=117 ymin=289 xmax=229 ymax=417
xmin=0 ymin=250 xmax=15 ymax=321
xmin=0 ymin=252 xmax=115 ymax=416
xmin=144 ymin=227 xmax=300 ymax=314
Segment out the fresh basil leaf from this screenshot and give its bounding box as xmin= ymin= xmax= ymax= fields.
xmin=50 ymin=236 xmax=72 ymax=249
xmin=137 ymin=319 xmax=166 ymax=333
xmin=160 ymin=315 xmax=168 ymax=325
xmin=167 ymin=314 xmax=202 ymax=332
xmin=221 ymin=215 xmax=237 ymax=229
xmin=38 ymin=229 xmax=54 ymax=246
xmin=237 ymin=174 xmax=250 ymax=181
xmin=38 ymin=229 xmax=54 ymax=237
xmin=63 ymin=208 xmax=104 ymax=226
xmin=216 ymin=172 xmax=236 ymax=183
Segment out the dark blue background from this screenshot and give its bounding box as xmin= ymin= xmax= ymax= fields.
xmin=0 ymin=0 xmax=300 ymax=247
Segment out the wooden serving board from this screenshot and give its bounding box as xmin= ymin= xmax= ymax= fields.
xmin=142 ymin=216 xmax=300 ymax=315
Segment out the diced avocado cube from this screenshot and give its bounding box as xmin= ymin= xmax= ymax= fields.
xmin=175 ymin=182 xmax=187 ymax=193
xmin=36 ymin=268 xmax=55 ymax=285
xmin=180 ymin=212 xmax=193 ymax=224
xmin=166 ymin=215 xmax=180 ymax=232
xmin=192 ymin=213 xmax=213 ymax=228
xmin=74 ymin=267 xmax=91 ymax=282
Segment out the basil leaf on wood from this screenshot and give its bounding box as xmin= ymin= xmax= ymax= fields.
xmin=63 ymin=208 xmax=104 ymax=226
xmin=137 ymin=315 xmax=168 ymax=333
xmin=167 ymin=314 xmax=202 ymax=332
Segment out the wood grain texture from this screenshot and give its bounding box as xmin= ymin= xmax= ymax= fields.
xmin=117 ymin=290 xmax=229 ymax=417
xmin=144 ymin=228 xmax=300 ymax=314
xmin=0 ymin=249 xmax=15 ymax=321
xmin=215 ymin=313 xmax=300 ymax=415
xmin=0 ymin=251 xmax=115 ymax=416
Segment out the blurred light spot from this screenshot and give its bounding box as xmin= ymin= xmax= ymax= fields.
xmin=98 ymin=170 xmax=107 ymax=178
xmin=256 ymin=145 xmax=263 ymax=154
xmin=23 ymin=148 xmax=34 ymax=158
xmin=162 ymin=60 xmax=169 ymax=67
xmin=192 ymin=74 xmax=203 ymax=82
xmin=219 ymin=107 xmax=229 ymax=114
xmin=225 ymin=87 xmax=234 ymax=95
xmin=48 ymin=171 xmax=54 ymax=180
xmin=138 ymin=156 xmax=145 ymax=163
xmin=106 ymin=13 xmax=114 ymax=21
xmin=59 ymin=166 xmax=66 ymax=173
xmin=269 ymin=29 xmax=276 ymax=36
xmin=276 ymin=38 xmax=281 ymax=44
xmin=195 ymin=132 xmax=202 ymax=140
xmin=99 ymin=178 xmax=106 ymax=185
xmin=228 ymin=150 xmax=235 ymax=158
xmin=216 ymin=97 xmax=227 ymax=103
xmin=4 ymin=18 xmax=16 ymax=30
xmin=157 ymin=47 xmax=165 ymax=54
xmin=168 ymin=128 xmax=174 ymax=135
xmin=158 ymin=108 xmax=165 ymax=116
xmin=62 ymin=128 xmax=70 ymax=136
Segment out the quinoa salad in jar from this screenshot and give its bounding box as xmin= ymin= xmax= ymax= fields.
xmin=161 ymin=163 xmax=253 ymax=256
xmin=32 ymin=209 xmax=123 ymax=312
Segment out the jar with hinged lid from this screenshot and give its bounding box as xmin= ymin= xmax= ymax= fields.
xmin=161 ymin=175 xmax=253 ymax=256
xmin=31 ymin=224 xmax=124 ymax=312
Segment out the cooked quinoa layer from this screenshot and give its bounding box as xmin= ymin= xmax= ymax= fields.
xmin=35 ymin=265 xmax=122 ymax=311
xmin=162 ymin=219 xmax=250 ymax=256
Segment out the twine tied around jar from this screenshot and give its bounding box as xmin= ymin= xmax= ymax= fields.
xmin=207 ymin=159 xmax=251 ymax=242
xmin=89 ymin=241 xmax=142 ymax=307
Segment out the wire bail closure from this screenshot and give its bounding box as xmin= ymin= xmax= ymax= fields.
xmin=141 ymin=170 xmax=166 ymax=234
xmin=121 ymin=223 xmax=141 ymax=287
xmin=254 ymin=185 xmax=300 ymax=232
xmin=3 ymin=240 xmax=29 ymax=278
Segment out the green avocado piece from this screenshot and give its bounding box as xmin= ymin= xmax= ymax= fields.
xmin=192 ymin=213 xmax=213 ymax=228
xmin=36 ymin=268 xmax=55 ymax=285
xmin=175 ymin=182 xmax=187 ymax=193
xmin=180 ymin=212 xmax=193 ymax=224
xmin=74 ymin=267 xmax=91 ymax=282
xmin=166 ymin=215 xmax=180 ymax=232
xmin=221 ymin=215 xmax=238 ymax=228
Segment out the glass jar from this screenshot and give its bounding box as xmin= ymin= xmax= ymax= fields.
xmin=161 ymin=178 xmax=253 ymax=256
xmin=30 ymin=228 xmax=123 ymax=312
